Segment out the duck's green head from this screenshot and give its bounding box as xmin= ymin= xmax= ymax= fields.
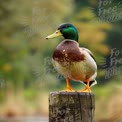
xmin=46 ymin=23 xmax=78 ymax=42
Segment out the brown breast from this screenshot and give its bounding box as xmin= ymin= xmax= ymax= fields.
xmin=53 ymin=40 xmax=85 ymax=63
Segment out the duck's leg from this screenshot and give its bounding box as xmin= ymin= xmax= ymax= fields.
xmin=79 ymin=78 xmax=91 ymax=92
xmin=61 ymin=78 xmax=74 ymax=92
xmin=66 ymin=78 xmax=73 ymax=91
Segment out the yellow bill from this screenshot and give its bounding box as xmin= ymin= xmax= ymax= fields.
xmin=46 ymin=30 xmax=62 ymax=39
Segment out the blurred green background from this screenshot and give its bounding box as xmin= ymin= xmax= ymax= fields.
xmin=0 ymin=0 xmax=122 ymax=121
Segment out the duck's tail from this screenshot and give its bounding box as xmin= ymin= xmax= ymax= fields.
xmin=82 ymin=80 xmax=97 ymax=87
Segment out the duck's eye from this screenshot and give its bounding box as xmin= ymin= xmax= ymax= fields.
xmin=60 ymin=29 xmax=63 ymax=32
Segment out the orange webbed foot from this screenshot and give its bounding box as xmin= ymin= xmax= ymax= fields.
xmin=60 ymin=78 xmax=75 ymax=92
xmin=78 ymin=78 xmax=92 ymax=93
xmin=78 ymin=87 xmax=91 ymax=93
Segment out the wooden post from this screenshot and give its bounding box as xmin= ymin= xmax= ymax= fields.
xmin=49 ymin=92 xmax=95 ymax=122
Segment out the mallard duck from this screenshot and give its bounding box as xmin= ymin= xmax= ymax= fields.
xmin=46 ymin=23 xmax=97 ymax=92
